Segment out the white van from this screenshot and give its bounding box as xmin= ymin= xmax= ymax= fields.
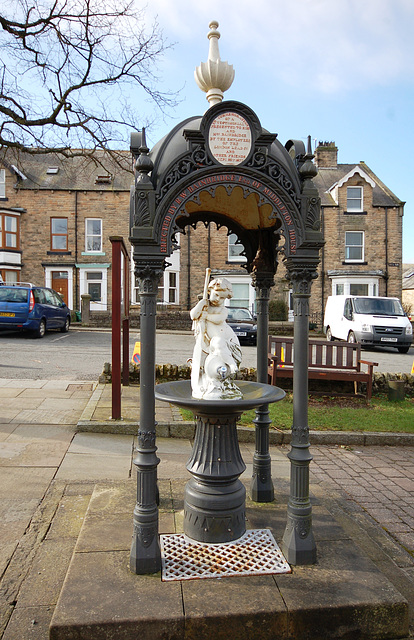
xmin=323 ymin=295 xmax=412 ymax=353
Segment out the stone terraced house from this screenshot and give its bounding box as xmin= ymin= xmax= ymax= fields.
xmin=0 ymin=141 xmax=405 ymax=326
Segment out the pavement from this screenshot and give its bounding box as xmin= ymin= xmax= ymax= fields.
xmin=0 ymin=378 xmax=413 ymax=639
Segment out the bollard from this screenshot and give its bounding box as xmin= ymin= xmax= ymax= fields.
xmin=80 ymin=293 xmax=91 ymax=324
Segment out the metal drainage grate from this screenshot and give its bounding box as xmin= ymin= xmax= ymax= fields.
xmin=66 ymin=383 xmax=94 ymax=391
xmin=160 ymin=529 xmax=291 ymax=582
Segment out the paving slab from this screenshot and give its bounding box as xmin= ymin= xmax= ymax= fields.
xmin=2 ymin=604 xmax=56 ymax=640
xmin=55 ymin=453 xmax=132 ymax=481
xmin=50 ymin=481 xmax=409 ymax=640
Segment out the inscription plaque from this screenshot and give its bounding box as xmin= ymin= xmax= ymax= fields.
xmin=208 ymin=112 xmax=252 ymax=165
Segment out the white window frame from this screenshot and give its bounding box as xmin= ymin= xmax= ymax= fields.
xmin=331 ymin=275 xmax=379 ymax=297
xmin=78 ymin=264 xmax=109 ymax=311
xmin=346 ymin=186 xmax=363 ymax=212
xmin=345 ymin=231 xmax=364 ymax=262
xmin=224 ymin=274 xmax=256 ymax=313
xmin=0 ymin=169 xmax=5 ymax=198
xmin=228 ymin=233 xmax=247 ymax=262
xmin=84 ymin=218 xmax=103 ymax=254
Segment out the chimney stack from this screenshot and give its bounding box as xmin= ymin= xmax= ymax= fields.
xmin=314 ymin=141 xmax=338 ymax=168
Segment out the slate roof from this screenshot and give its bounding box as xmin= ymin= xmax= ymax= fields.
xmin=403 ymin=264 xmax=414 ymax=290
xmin=313 ymin=163 xmax=404 ymax=208
xmin=0 ymin=149 xmax=133 ymax=191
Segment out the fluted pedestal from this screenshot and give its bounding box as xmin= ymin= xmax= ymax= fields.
xmin=185 ymin=413 xmax=246 ymax=542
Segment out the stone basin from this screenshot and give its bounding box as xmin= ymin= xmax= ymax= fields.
xmin=155 ymin=379 xmax=285 ymax=414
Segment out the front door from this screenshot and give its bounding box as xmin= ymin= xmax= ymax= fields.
xmin=51 ymin=271 xmax=69 ymax=305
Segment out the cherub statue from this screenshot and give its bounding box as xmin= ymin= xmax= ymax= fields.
xmin=189 ymin=269 xmax=243 ymax=399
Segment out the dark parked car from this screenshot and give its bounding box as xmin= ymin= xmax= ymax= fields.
xmin=0 ymin=282 xmax=70 ymax=338
xmin=226 ymin=307 xmax=257 ymax=345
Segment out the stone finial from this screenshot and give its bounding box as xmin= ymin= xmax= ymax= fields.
xmin=194 ymin=21 xmax=235 ymax=107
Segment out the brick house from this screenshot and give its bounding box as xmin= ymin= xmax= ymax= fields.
xmin=0 ymin=151 xmax=132 ymax=311
xmin=0 ymin=142 xmax=404 ymax=325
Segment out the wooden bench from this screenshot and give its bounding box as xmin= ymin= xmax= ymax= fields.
xmin=268 ymin=336 xmax=378 ymax=401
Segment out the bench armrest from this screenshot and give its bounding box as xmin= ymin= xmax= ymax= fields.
xmin=359 ymin=359 xmax=379 ymax=368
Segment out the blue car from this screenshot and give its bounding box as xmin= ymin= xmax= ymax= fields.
xmin=0 ymin=283 xmax=71 ymax=338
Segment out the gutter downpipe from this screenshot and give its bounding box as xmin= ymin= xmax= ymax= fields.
xmin=385 ymin=207 xmax=388 ymax=297
xmin=321 ymin=206 xmax=325 ymax=327
xmin=75 ymin=191 xmax=79 ymax=310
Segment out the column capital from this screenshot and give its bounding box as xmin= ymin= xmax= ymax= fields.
xmin=251 ymin=270 xmax=275 ymax=291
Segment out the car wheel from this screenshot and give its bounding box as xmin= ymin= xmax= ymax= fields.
xmin=398 ymin=346 xmax=410 ymax=354
xmin=347 ymin=331 xmax=356 ymax=343
xmin=33 ymin=319 xmax=46 ymax=339
xmin=60 ymin=316 xmax=70 ymax=333
xmin=326 ymin=327 xmax=333 ymax=341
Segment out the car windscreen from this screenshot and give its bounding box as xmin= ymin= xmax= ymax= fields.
xmin=353 ymin=298 xmax=404 ymax=316
xmin=227 ymin=308 xmax=253 ymax=321
xmin=0 ymin=287 xmax=28 ymax=303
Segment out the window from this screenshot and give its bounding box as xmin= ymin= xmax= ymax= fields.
xmin=168 ymin=272 xmax=178 ymax=303
xmin=350 ymin=283 xmax=369 ymax=296
xmin=346 ymin=186 xmax=363 ymax=212
xmin=345 ymin=231 xmax=364 ymax=262
xmin=331 ymin=276 xmax=378 ymax=297
xmin=85 ymin=219 xmax=102 ymax=252
xmin=0 ymin=169 xmax=5 ymax=198
xmin=50 ymin=218 xmax=68 ymax=250
xmin=86 ymin=271 xmax=102 ymax=302
xmin=0 ymin=269 xmax=18 ymax=284
xmin=0 ymin=213 xmax=19 ymax=249
xmin=157 ymin=271 xmax=179 ymax=305
xmin=228 ymin=233 xmax=246 ymax=262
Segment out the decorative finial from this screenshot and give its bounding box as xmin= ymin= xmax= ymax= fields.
xmin=194 ymin=21 xmax=235 ymax=107
xmin=135 ymin=127 xmax=153 ymax=183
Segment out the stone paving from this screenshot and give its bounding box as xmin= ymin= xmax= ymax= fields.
xmin=0 ymin=378 xmax=414 ymax=638
xmin=310 ymin=444 xmax=414 ymax=556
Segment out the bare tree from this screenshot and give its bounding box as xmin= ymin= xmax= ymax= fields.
xmin=0 ymin=0 xmax=176 ymax=164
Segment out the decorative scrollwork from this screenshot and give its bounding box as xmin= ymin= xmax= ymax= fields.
xmin=291 ymin=425 xmax=310 ymax=444
xmin=156 ymin=146 xmax=214 ymax=204
xmin=246 ymin=154 xmax=300 ymax=207
xmin=134 ymin=523 xmax=155 ymax=548
xmin=306 ymin=196 xmax=320 ymax=231
xmin=137 ymin=429 xmax=156 ymax=448
xmin=133 ymin=190 xmax=151 ymax=227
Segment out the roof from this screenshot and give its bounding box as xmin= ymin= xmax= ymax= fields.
xmin=314 ymin=163 xmax=404 ymax=208
xmin=403 ymin=264 xmax=414 ymax=290
xmin=0 ymin=149 xmax=133 ymax=191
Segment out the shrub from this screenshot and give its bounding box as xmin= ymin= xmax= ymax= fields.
xmin=269 ymin=299 xmax=288 ymax=321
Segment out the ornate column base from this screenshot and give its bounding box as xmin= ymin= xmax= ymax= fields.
xmin=281 ymin=451 xmax=317 ymax=565
xmin=250 ymin=405 xmax=274 ymax=503
xmin=129 ymin=448 xmax=161 ymax=574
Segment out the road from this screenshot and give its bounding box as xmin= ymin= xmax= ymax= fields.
xmin=0 ymin=327 xmax=413 ymax=380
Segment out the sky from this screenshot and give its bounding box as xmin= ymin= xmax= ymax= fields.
xmin=129 ymin=0 xmax=414 ymax=265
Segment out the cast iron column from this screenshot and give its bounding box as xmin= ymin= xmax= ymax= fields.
xmin=130 ymin=258 xmax=164 ymax=574
xmin=250 ymin=272 xmax=274 ymax=502
xmin=281 ymin=266 xmax=317 ymax=565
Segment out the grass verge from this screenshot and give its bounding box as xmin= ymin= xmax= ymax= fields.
xmin=180 ymin=394 xmax=414 ymax=433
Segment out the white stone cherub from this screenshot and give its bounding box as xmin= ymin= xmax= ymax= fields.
xmin=189 ymin=271 xmax=242 ymax=399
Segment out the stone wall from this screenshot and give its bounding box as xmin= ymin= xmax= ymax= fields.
xmin=99 ymin=363 xmax=414 ymax=398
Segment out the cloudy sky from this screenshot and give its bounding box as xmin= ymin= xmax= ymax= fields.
xmin=138 ymin=0 xmax=414 ymax=263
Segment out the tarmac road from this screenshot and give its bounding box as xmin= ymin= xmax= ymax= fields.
xmin=0 ymin=327 xmax=412 ymax=380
